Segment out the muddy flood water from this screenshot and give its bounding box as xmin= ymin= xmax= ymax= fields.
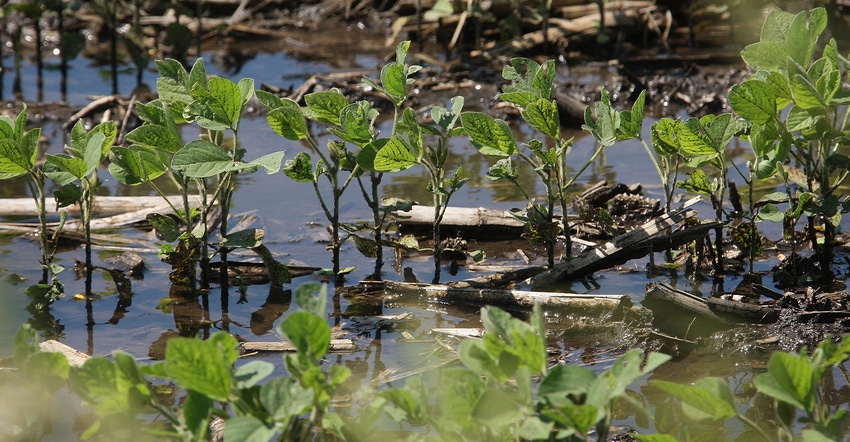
xmin=1 ymin=12 xmax=849 ymax=441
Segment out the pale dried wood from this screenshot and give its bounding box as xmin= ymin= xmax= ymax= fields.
xmin=706 ymin=297 xmax=778 ymax=323
xmin=394 ymin=204 xmax=525 ymax=229
xmin=240 ymin=339 xmax=356 ymax=354
xmin=0 ymin=195 xmax=201 ymax=217
xmin=39 ymin=340 xmax=90 ymax=367
xmin=385 ymin=280 xmax=630 ymax=309
xmin=432 ymin=328 xmax=484 ymax=338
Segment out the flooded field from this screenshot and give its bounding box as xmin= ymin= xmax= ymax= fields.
xmin=1 ymin=1 xmax=850 ymax=440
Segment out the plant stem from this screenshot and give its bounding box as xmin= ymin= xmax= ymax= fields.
xmin=27 ymin=171 xmax=51 ymax=283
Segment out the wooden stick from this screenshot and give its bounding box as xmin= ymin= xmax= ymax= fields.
xmin=0 ymin=195 xmax=201 ymax=217
xmin=645 ymin=282 xmax=736 ymax=325
xmin=385 ymin=280 xmax=631 ymax=309
xmin=39 ymin=340 xmax=90 ymax=367
xmin=240 ymin=339 xmax=356 ymax=355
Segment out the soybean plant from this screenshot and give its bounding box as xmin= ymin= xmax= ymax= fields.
xmin=357 ymin=41 xmax=469 ymax=283
xmin=728 ymin=7 xmax=850 ymax=276
xmin=462 ymin=58 xmax=645 ymax=268
xmin=44 ymin=120 xmax=117 ymax=294
xmin=0 ymin=106 xmax=64 ymax=302
xmin=259 ymin=88 xmax=374 ymax=284
xmin=111 ymin=58 xmax=286 ymax=290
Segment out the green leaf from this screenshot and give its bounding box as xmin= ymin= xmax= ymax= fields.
xmin=69 ymin=355 xmax=149 ymax=416
xmin=222 ymin=228 xmax=264 ymax=249
xmin=182 ymin=392 xmax=213 ymax=439
xmin=786 ymin=8 xmax=826 ymax=67
xmin=13 ymin=324 xmax=40 ymax=368
xmin=432 ymin=96 xmax=464 ymax=130
xmin=652 ymin=377 xmax=737 ymax=421
xmin=223 ymin=416 xmax=276 ymax=442
xmin=542 ymin=403 xmax=602 ymax=434
xmin=372 ymin=136 xmax=416 ymax=172
xmin=381 ymin=62 xmax=408 ymax=104
xmin=209 ymin=76 xmax=244 ymax=128
xmin=255 ymin=90 xmax=286 ymax=111
xmin=165 ymin=334 xmax=237 ymax=402
xmin=522 ymin=98 xmax=560 ymax=139
xmin=0 ymin=139 xmax=29 ymax=178
xmin=352 ymin=234 xmax=378 ymax=258
xmin=539 ymin=364 xmax=596 ymax=402
xmin=249 ymin=151 xmax=285 ymax=174
xmin=283 ymin=152 xmax=314 ymax=182
xmin=472 ymin=388 xmax=523 ymax=427
xmin=233 ymin=360 xmax=274 ymax=389
xmin=753 ymin=351 xmax=816 ymax=412
xmin=108 ymin=145 xmax=168 ymax=185
xmin=147 ymin=213 xmax=181 ymax=242
xmin=268 ymin=105 xmax=308 ymax=141
xmin=260 ymin=377 xmax=314 ymax=420
xmin=678 ymin=169 xmax=713 ymax=195
xmin=460 ymin=112 xmax=517 ymax=157
xmin=279 ymin=311 xmax=331 ymax=362
xmin=44 ymin=154 xmax=87 ymax=183
xmin=126 ymin=123 xmax=185 ymax=154
xmin=172 ymin=140 xmax=247 ymax=177
xmin=729 ymin=79 xmax=776 ymax=124
xmin=583 ymin=88 xmax=618 ymax=146
xmin=53 ymin=183 xmax=82 ymax=208
xmin=650 ymin=118 xmax=682 ymax=156
xmin=82 ymin=132 xmax=106 ymax=177
xmin=459 ymin=339 xmax=503 ymax=381
xmin=294 ymin=282 xmax=327 ymax=316
xmin=304 ymin=90 xmax=349 ymax=126
xmin=330 ymin=101 xmax=377 ymax=147
xmin=619 ymin=90 xmax=646 ymax=139
xmin=498 ymin=91 xmax=538 ymax=108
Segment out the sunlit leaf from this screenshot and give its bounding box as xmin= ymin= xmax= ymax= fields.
xmin=304 ymin=90 xmax=349 ymax=126
xmin=753 ymin=352 xmax=816 ymax=412
xmin=165 ymin=334 xmax=237 ymax=402
xmin=268 ymin=106 xmax=308 ymax=141
xmin=461 ymin=112 xmax=517 ymax=157
xmin=172 ymin=140 xmax=247 ymax=177
xmin=729 ymin=79 xmax=776 ymax=124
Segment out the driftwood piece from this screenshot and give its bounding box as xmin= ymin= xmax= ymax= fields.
xmin=0 ymin=195 xmax=201 ymax=217
xmin=706 ymin=297 xmax=778 ymax=323
xmin=647 ymin=282 xmax=779 ymax=324
xmin=527 ymin=198 xmax=701 ymax=287
xmin=39 ymin=340 xmax=90 ymax=367
xmin=393 ymin=204 xmax=529 ymax=239
xmin=384 ymin=280 xmax=631 ymax=310
xmin=645 ymin=282 xmax=737 ymax=325
xmin=64 ymin=94 xmax=123 ymax=129
xmin=239 ymin=339 xmax=356 ymax=355
xmin=432 ymin=328 xmax=484 ymax=338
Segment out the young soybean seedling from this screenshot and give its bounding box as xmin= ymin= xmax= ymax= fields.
xmin=258 ymin=88 xmax=374 ymax=284
xmin=357 ymin=41 xmax=471 ymax=283
xmin=44 ymin=121 xmax=117 ymax=295
xmin=0 ymin=105 xmax=65 ymax=303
